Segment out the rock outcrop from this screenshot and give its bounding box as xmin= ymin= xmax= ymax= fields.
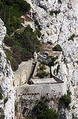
xmin=27 ymin=0 xmax=78 ymax=118
xmin=0 ymin=19 xmax=15 ymax=119
xmin=1 ymin=0 xmax=78 ymax=118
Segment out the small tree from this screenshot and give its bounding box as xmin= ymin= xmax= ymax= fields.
xmin=32 ymin=100 xmax=60 ymax=119
xmin=60 ymin=90 xmax=71 ymax=108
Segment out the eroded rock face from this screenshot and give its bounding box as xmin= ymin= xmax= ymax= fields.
xmin=0 ymin=19 xmax=15 ymax=119
xmin=30 ymin=0 xmax=78 ymax=118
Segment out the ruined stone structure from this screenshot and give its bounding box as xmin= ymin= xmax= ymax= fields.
xmin=14 ymin=60 xmax=33 ymax=87
xmin=17 ymin=83 xmax=67 ymax=103
xmin=20 ymin=14 xmax=34 ymax=28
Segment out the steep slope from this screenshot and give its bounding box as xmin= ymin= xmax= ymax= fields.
xmin=28 ymin=0 xmax=78 ymax=118
xmin=0 ymin=19 xmax=15 ymax=119
xmin=1 ymin=0 xmax=78 ymax=118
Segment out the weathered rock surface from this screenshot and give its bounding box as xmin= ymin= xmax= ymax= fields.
xmin=28 ymin=0 xmax=78 ymax=118
xmin=2 ymin=0 xmax=78 ymax=118
xmin=0 ymin=19 xmax=15 ymax=119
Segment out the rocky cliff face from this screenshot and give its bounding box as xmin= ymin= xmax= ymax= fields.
xmin=0 ymin=19 xmax=15 ymax=119
xmin=28 ymin=0 xmax=78 ymax=118
xmin=1 ymin=0 xmax=78 ymax=118
xmin=32 ymin=0 xmax=78 ymax=83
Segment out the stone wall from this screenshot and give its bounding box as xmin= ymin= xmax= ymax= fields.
xmin=15 ymin=83 xmax=67 ymax=119
xmin=17 ymin=83 xmax=67 ymax=100
xmin=14 ymin=59 xmax=33 ymax=88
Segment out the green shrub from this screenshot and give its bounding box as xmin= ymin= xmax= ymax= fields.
xmin=47 ymin=56 xmax=58 ymax=66
xmin=4 ymin=25 xmax=41 ymax=71
xmin=47 ymin=32 xmax=49 ymax=36
xmin=0 ymin=114 xmax=5 ymax=119
xmin=14 ymin=25 xmax=41 ymax=54
xmin=25 ymin=117 xmax=34 ymax=119
xmin=38 ymin=108 xmax=59 ymax=119
xmin=33 ymin=100 xmax=48 ymax=115
xmin=41 ymin=61 xmax=47 ymax=65
xmin=4 ymin=35 xmax=15 ymax=47
xmin=37 ymin=70 xmax=49 ymax=78
xmin=0 ymin=2 xmax=3 ymax=9
xmin=0 ymin=92 xmax=3 ymax=100
xmin=67 ymin=89 xmax=71 ymax=96
xmin=0 ymin=0 xmax=31 ymax=35
xmin=60 ymin=90 xmax=71 ymax=108
xmin=61 ymin=94 xmax=71 ymax=106
xmin=39 ymin=64 xmax=46 ymax=70
xmin=34 ymin=19 xmax=42 ymax=30
xmin=34 ymin=28 xmax=41 ymax=38
xmin=15 ymin=0 xmax=31 ymax=11
xmin=2 ymin=0 xmax=15 ymax=5
xmin=32 ymin=100 xmax=60 ymax=119
xmin=72 ymin=105 xmax=75 ymax=109
xmin=11 ymin=58 xmax=19 ymax=71
xmin=52 ymin=44 xmax=62 ymax=52
xmin=68 ymin=34 xmax=75 ymax=41
xmin=5 ymin=50 xmax=12 ymax=62
xmin=72 ymin=113 xmax=75 ymax=119
xmin=34 ymin=19 xmax=39 ymax=26
xmin=50 ymin=10 xmax=60 ymax=16
xmin=0 ymin=109 xmax=5 ymax=119
xmin=4 ymin=97 xmax=8 ymax=104
xmin=5 ymin=49 xmax=20 ymax=71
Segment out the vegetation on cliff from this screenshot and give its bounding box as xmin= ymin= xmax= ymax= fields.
xmin=4 ymin=25 xmax=41 ymax=71
xmin=0 ymin=86 xmax=3 ymax=100
xmin=0 ymin=108 xmax=5 ymax=119
xmin=59 ymin=90 xmax=71 ymax=109
xmin=0 ymin=0 xmax=31 ymax=35
xmin=0 ymin=0 xmax=42 ymax=71
xmin=32 ymin=99 xmax=61 ymax=119
xmin=52 ymin=44 xmax=62 ymax=52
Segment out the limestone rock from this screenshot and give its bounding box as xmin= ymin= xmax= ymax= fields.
xmin=30 ymin=0 xmax=78 ymax=118
xmin=0 ymin=19 xmax=15 ymax=119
